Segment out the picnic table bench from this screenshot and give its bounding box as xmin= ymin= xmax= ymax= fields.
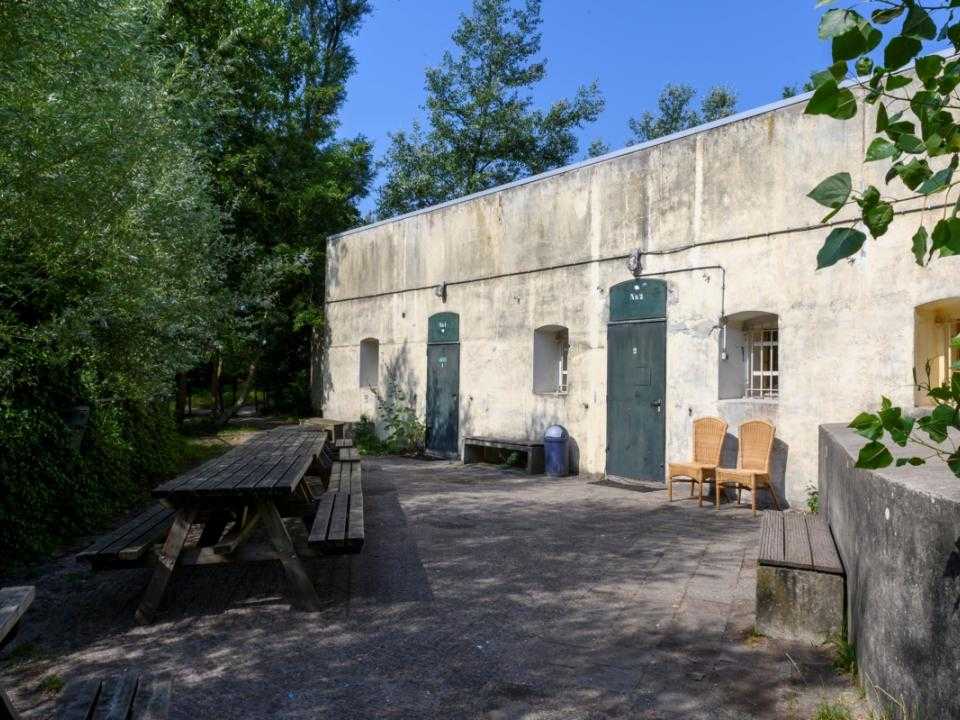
xmin=309 ymin=440 xmax=364 ymax=553
xmin=77 ymin=426 xmax=367 ymax=624
xmin=756 ymin=510 xmax=845 ymax=643
xmin=1 ymin=588 xmax=170 ymax=719
xmin=463 ymin=436 xmax=544 ymax=474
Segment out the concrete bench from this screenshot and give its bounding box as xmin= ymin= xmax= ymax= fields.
xmin=463 ymin=436 xmax=544 ymax=475
xmin=756 ymin=510 xmax=845 ymax=643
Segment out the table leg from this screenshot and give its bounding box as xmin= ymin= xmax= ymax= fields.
xmin=197 ymin=510 xmax=232 ymax=548
xmin=256 ymin=500 xmax=322 ymax=612
xmin=135 ymin=508 xmax=196 ymax=624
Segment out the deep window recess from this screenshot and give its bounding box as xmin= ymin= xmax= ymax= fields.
xmin=533 ymin=325 xmax=569 ymax=394
xmin=914 ymin=299 xmax=960 ymax=405
xmin=719 ymin=312 xmax=779 ymax=401
xmin=359 ymin=338 xmax=379 ymax=388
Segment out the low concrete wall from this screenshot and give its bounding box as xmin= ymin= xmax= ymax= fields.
xmin=819 ymin=424 xmax=960 ymax=719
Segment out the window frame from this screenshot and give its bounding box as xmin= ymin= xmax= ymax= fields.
xmin=744 ymin=325 xmax=779 ymax=400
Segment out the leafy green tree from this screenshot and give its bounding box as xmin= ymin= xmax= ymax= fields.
xmin=164 ymin=0 xmax=373 ymax=421
xmin=0 ymin=0 xmax=225 ymax=560
xmin=628 ymin=84 xmax=738 ymax=144
xmin=376 ymin=0 xmax=604 ymax=219
xmin=806 ymin=1 xmax=960 ymax=477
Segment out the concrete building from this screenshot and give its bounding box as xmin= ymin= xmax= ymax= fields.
xmin=318 ymin=88 xmax=958 ymax=506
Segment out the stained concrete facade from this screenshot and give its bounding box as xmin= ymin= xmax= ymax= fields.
xmin=320 ymin=89 xmax=958 ymax=506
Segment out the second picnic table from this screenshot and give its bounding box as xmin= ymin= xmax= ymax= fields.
xmin=138 ymin=426 xmax=326 ymax=623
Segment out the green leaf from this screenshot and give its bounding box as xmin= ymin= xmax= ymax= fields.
xmin=865 ymin=137 xmax=897 ymax=161
xmin=903 ymin=4 xmax=937 ymax=40
xmin=895 ymin=457 xmax=926 ymax=467
xmin=808 ymin=172 xmax=852 ymax=208
xmin=819 ymin=9 xmax=862 ymax=39
xmin=918 ymin=166 xmax=954 ymax=195
xmin=849 ymin=411 xmax=883 ymax=440
xmin=896 ymin=158 xmax=932 ymax=190
xmin=915 ymin=55 xmax=944 ymax=83
xmin=948 ymin=450 xmax=960 ymax=479
xmin=885 ymin=36 xmax=923 ymax=70
xmin=864 ymin=201 xmax=894 ymax=237
xmin=912 ymin=226 xmax=928 ymax=266
xmin=855 ymin=56 xmax=874 ymax=76
xmin=886 ymin=74 xmax=913 ymax=90
xmin=833 ymin=28 xmax=866 ymax=62
xmin=949 ymin=24 xmax=960 ymax=51
xmin=896 ymin=134 xmax=925 ymax=153
xmin=872 ymin=6 xmax=905 ymax=25
xmin=878 ymin=403 xmax=915 ymax=446
xmin=856 ymin=441 xmax=894 ymax=469
xmin=817 ymin=227 xmax=866 ymax=268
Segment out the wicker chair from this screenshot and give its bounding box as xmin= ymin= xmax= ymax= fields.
xmin=715 ymin=419 xmax=781 ymax=516
xmin=667 ymin=417 xmax=728 ymax=506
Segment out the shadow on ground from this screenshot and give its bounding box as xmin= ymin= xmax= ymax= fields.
xmin=1 ymin=457 xmax=862 ymax=719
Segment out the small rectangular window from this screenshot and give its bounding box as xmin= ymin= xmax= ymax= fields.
xmin=950 ymin=320 xmax=960 ymax=378
xmin=557 ymin=339 xmax=569 ymax=393
xmin=746 ymin=326 xmax=779 ymax=399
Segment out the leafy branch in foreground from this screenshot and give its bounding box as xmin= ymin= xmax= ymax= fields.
xmin=807 ymin=1 xmax=960 ymax=478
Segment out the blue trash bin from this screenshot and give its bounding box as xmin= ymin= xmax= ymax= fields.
xmin=543 ymin=425 xmax=569 ymax=477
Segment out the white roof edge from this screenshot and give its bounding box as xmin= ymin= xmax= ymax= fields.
xmin=330 ymin=89 xmax=815 ymax=241
xmin=332 ymin=48 xmax=949 ymax=242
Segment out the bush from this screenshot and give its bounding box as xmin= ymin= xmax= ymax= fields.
xmin=374 ymin=385 xmax=425 ymax=455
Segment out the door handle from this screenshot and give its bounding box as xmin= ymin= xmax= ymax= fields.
xmin=651 ymin=399 xmax=662 ymax=413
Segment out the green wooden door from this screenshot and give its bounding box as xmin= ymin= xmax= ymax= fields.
xmin=606 ymin=319 xmax=666 ymax=481
xmin=426 ymin=313 xmax=460 ymax=457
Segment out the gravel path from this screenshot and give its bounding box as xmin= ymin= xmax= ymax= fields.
xmin=1 ymin=455 xmax=865 ymax=719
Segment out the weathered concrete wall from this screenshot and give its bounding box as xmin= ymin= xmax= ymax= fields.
xmin=321 ymin=88 xmax=958 ymax=505
xmin=819 ymin=424 xmax=960 ymax=719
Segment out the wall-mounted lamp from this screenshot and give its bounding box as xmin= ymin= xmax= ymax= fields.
xmin=434 ymin=282 xmax=447 ymax=303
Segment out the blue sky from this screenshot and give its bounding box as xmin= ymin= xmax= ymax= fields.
xmin=339 ymin=1 xmax=835 ymax=213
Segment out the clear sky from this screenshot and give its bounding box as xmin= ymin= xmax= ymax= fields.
xmin=339 ymin=1 xmax=835 ymax=214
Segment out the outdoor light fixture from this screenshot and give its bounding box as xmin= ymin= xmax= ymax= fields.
xmin=434 ymin=282 xmax=447 ymax=302
xmin=626 ymin=248 xmax=643 ymax=276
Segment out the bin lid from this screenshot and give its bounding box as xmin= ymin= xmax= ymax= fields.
xmin=544 ymin=424 xmax=568 ymax=440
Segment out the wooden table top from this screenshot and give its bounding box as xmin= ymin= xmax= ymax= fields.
xmin=153 ymin=427 xmax=325 ymax=501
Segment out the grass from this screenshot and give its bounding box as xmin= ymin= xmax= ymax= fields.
xmin=831 ymin=635 xmax=857 ymax=677
xmin=37 ymin=674 xmax=64 ymax=695
xmin=744 ymin=626 xmax=765 ymax=646
xmin=2 ymin=642 xmax=43 ymax=668
xmin=812 ymin=701 xmax=852 ymax=720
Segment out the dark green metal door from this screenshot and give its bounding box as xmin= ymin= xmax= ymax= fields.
xmin=606 ymin=279 xmax=666 ymax=480
xmin=426 ymin=313 xmax=460 ymax=457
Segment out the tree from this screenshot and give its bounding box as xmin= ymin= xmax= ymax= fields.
xmin=376 ymin=0 xmax=604 ymax=219
xmin=627 ymin=84 xmax=738 ymax=144
xmin=164 ymin=0 xmax=374 ymax=422
xmin=806 ymin=1 xmax=960 ymax=477
xmin=587 ymin=139 xmax=611 ymax=158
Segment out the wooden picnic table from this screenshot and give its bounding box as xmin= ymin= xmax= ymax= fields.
xmin=134 ymin=426 xmax=327 ymax=623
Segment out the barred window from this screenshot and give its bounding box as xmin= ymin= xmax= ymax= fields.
xmin=746 ymin=327 xmax=779 ymax=399
xmin=534 ymin=325 xmax=569 ymax=395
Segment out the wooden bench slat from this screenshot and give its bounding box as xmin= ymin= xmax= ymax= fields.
xmin=77 ymin=505 xmax=169 ymax=559
xmin=783 ymin=512 xmax=813 ymax=570
xmin=806 ymin=515 xmax=844 ymax=575
xmin=346 ymin=492 xmax=365 ymax=550
xmin=308 ymin=493 xmax=337 ymax=544
xmin=115 ymin=511 xmax=179 ymax=561
xmin=91 ymin=673 xmax=138 ymax=720
xmin=328 ymin=491 xmax=349 ymax=542
xmin=758 ymin=511 xmax=784 ymax=566
xmin=130 ymin=677 xmax=171 ymax=720
xmin=339 ymin=447 xmax=359 ymax=461
xmin=55 ymin=679 xmax=102 ymax=720
xmin=0 ymin=586 xmax=34 ymax=644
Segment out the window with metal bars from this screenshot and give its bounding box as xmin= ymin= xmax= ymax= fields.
xmin=745 ymin=326 xmax=779 ymax=399
xmin=950 ymin=320 xmax=960 ymax=378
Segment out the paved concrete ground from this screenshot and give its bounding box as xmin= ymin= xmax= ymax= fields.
xmin=2 ymin=457 xmax=863 ymax=719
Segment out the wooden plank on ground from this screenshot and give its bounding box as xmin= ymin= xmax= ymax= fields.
xmin=0 ymin=586 xmax=34 ymax=644
xmin=806 ymin=514 xmax=844 ymax=575
xmin=2 ymin=688 xmax=23 ymax=720
xmin=90 ymin=673 xmax=138 ymax=720
xmin=308 ymin=493 xmax=337 ymax=544
xmin=783 ymin=512 xmax=813 ymax=570
xmin=757 ymin=511 xmax=784 ymax=566
xmin=129 ymin=677 xmax=171 ymax=720
xmin=54 ymin=679 xmax=101 ymax=720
